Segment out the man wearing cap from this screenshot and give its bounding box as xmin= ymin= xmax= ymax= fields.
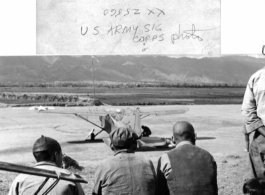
xmin=8 ymin=135 xmax=85 ymax=195
xmin=92 ymin=126 xmax=157 ymax=195
xmin=157 ymin=121 xmax=218 ymax=195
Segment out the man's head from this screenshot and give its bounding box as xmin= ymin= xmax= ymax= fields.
xmin=32 ymin=135 xmax=62 ymax=167
xmin=243 ymin=178 xmax=265 ymax=195
xmin=109 ymin=126 xmax=138 ymax=151
xmin=173 ymin=121 xmax=196 ymax=145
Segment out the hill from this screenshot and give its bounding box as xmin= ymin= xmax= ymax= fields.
xmin=0 ymin=55 xmax=264 ymax=84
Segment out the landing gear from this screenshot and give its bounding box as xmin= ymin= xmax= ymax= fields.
xmin=90 ymin=133 xmax=95 ymax=141
xmin=85 ymin=129 xmax=95 ymax=141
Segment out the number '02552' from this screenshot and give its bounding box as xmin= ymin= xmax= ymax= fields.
xmin=103 ymin=9 xmax=140 ymax=17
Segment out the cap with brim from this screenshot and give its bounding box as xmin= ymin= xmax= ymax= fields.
xmin=110 ymin=126 xmax=138 ymax=147
xmin=33 ymin=135 xmax=61 ymax=153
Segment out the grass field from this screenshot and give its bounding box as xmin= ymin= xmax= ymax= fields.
xmin=0 ymin=87 xmax=245 ymax=105
xmin=0 ymin=105 xmax=251 ymax=195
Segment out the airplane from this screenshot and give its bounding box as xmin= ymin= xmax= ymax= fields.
xmin=41 ymin=106 xmax=189 ymax=149
xmin=29 ymin=106 xmax=55 ymax=112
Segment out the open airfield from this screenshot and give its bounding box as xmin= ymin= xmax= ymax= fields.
xmin=0 ymin=104 xmax=251 ymax=195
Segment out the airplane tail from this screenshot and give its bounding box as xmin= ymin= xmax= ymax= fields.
xmin=99 ymin=115 xmax=113 ymax=134
xmin=99 ymin=114 xmax=126 ymax=133
xmin=99 ymin=107 xmax=151 ymax=138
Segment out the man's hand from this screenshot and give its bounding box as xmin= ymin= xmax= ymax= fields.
xmin=258 ymin=126 xmax=265 ymax=137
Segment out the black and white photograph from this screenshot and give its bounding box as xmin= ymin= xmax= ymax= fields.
xmin=0 ymin=54 xmax=265 ymax=194
xmin=1 ymin=0 xmax=265 ymax=195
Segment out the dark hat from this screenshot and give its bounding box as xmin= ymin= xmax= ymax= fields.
xmin=110 ymin=126 xmax=139 ymax=147
xmin=33 ymin=135 xmax=61 ymax=153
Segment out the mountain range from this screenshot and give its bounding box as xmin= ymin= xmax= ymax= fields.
xmin=0 ymin=55 xmax=264 ymax=84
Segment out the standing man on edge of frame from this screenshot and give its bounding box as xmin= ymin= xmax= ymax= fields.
xmin=241 ymin=66 xmax=265 ymax=177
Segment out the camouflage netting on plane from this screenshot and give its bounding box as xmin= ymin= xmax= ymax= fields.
xmin=0 ymin=92 xmax=104 ymax=106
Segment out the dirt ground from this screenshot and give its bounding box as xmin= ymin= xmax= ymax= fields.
xmin=0 ymin=105 xmax=251 ymax=195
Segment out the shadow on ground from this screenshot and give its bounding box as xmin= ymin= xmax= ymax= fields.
xmin=67 ymin=139 xmax=104 ymax=144
xmin=197 ymin=137 xmax=216 ymax=140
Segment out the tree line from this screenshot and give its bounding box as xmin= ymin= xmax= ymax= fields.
xmin=0 ymin=81 xmax=246 ymax=88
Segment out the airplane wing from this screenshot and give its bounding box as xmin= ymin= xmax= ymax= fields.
xmin=29 ymin=106 xmax=38 ymax=110
xmin=38 ymin=107 xmax=123 ymax=115
xmin=36 ymin=106 xmax=188 ymax=116
xmin=139 ymin=107 xmax=189 ymax=116
xmin=46 ymin=107 xmax=55 ymax=110
xmin=29 ymin=106 xmax=55 ymax=111
xmin=83 ymin=107 xmax=189 ymax=117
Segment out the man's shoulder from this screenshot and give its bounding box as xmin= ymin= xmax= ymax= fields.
xmin=170 ymin=144 xmax=213 ymax=157
xmin=36 ymin=163 xmax=81 ymax=185
xmin=36 ymin=163 xmax=71 ymax=174
xmin=98 ymin=153 xmax=153 ymax=169
xmin=96 ymin=155 xmax=117 ymax=169
xmin=10 ymin=163 xmax=84 ymax=195
xmin=194 ymin=145 xmax=213 ymax=157
xmin=136 ymin=154 xmax=154 ymax=165
xmin=187 ymin=144 xmax=212 ymax=154
xmin=249 ymin=68 xmax=265 ymax=82
xmin=254 ymin=68 xmax=265 ymax=75
xmin=13 ymin=173 xmax=31 ymax=183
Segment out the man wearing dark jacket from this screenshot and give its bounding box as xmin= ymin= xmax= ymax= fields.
xmin=157 ymin=121 xmax=218 ymax=195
